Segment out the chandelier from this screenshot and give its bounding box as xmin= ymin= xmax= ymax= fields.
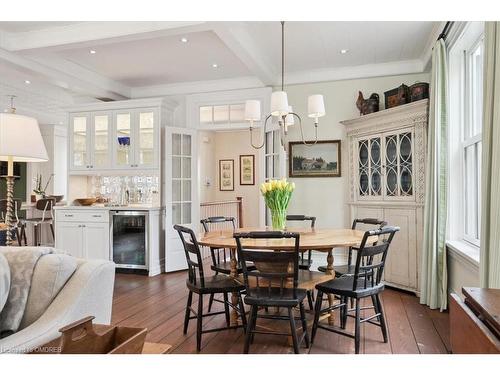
xmin=244 ymin=21 xmax=326 ymax=149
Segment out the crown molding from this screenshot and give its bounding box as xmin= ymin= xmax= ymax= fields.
xmin=130 ymin=76 xmax=265 ymax=98
xmin=282 ymin=59 xmax=425 ymax=86
xmin=2 ymin=21 xmax=207 ymax=52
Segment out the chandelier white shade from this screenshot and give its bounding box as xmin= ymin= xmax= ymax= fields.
xmin=307 ymin=94 xmax=326 ymax=119
xmin=270 ymin=91 xmax=289 ymax=117
xmin=244 ymin=100 xmax=261 ymax=121
xmin=285 ymin=106 xmax=294 ymax=126
xmin=0 ymin=113 xmax=48 ymax=163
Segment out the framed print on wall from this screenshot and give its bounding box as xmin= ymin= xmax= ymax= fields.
xmin=219 ymin=159 xmax=234 ymax=191
xmin=288 ymin=140 xmax=341 ymax=177
xmin=239 ymin=155 xmax=255 ymax=185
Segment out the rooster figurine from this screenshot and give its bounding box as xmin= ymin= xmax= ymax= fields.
xmin=356 ymin=91 xmax=380 ymax=116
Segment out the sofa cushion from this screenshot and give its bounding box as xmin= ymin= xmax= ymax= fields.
xmin=19 ymin=253 xmax=77 ymax=329
xmin=0 ymin=252 xmax=10 ymax=313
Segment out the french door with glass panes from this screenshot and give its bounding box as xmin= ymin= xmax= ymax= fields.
xmin=355 ymin=128 xmax=415 ymax=201
xmin=165 ymin=127 xmax=198 ymax=272
xmin=261 ymin=127 xmax=286 ymax=225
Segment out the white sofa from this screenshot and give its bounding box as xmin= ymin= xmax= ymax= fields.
xmin=0 ymin=251 xmax=115 ymax=354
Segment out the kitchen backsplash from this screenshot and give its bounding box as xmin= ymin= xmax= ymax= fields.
xmin=89 ymin=175 xmax=160 ymax=206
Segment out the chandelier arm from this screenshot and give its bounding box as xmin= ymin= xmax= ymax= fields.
xmin=250 ymin=114 xmax=272 ymax=149
xmin=291 ymin=112 xmax=318 ymax=146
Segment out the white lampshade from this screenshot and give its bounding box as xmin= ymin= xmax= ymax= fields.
xmin=307 ymin=94 xmax=326 ymax=118
xmin=244 ymin=100 xmax=261 ymax=121
xmin=0 ymin=113 xmax=48 ymax=162
xmin=285 ymin=106 xmax=294 ymax=126
xmin=270 ymin=91 xmax=289 ymax=117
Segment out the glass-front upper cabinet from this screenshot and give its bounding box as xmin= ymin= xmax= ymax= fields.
xmin=92 ymin=112 xmax=111 ymax=169
xmin=70 ymin=113 xmax=90 ymax=170
xmin=356 ymin=129 xmax=414 ymax=200
xmin=114 ymin=111 xmax=133 ymax=168
xmin=135 ymin=109 xmax=158 ymax=169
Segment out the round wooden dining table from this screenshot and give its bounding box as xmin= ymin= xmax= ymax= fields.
xmin=198 ymin=226 xmax=372 ymax=325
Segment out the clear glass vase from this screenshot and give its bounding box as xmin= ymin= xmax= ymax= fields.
xmin=270 ymin=208 xmax=287 ymax=230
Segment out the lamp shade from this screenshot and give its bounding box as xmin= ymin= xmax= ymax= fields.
xmin=0 ymin=113 xmax=48 ymax=162
xmin=244 ymin=100 xmax=261 ymax=121
xmin=307 ymin=94 xmax=326 ymax=118
xmin=285 ymin=106 xmax=294 ymax=126
xmin=270 ymin=91 xmax=289 ymax=117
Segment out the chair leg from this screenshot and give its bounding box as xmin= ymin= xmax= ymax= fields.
xmin=299 ymin=301 xmax=310 ymax=348
xmin=223 ymin=292 xmax=230 ymax=328
xmin=196 ymin=294 xmax=203 ymax=352
xmin=238 ymin=293 xmax=247 ymax=332
xmin=21 ymin=225 xmax=27 ymax=245
xmin=244 ymin=305 xmax=257 ymax=354
xmin=340 ymin=296 xmax=348 ymax=330
xmin=288 ymin=307 xmax=300 ymax=354
xmin=183 ymin=291 xmax=193 ymax=334
xmin=250 ymin=305 xmax=258 ymax=344
xmin=371 ymin=295 xmax=381 ymax=322
xmin=34 ymin=224 xmax=39 ymax=246
xmin=311 ymin=290 xmax=323 ymax=344
xmin=376 ymin=294 xmax=388 ymax=343
xmin=208 ymin=293 xmax=214 ymax=312
xmin=49 ymin=223 xmax=55 ymax=241
xmin=16 ymin=227 xmax=22 ymax=246
xmin=307 ymin=290 xmax=314 ymax=311
xmin=354 ymin=298 xmax=361 ymax=354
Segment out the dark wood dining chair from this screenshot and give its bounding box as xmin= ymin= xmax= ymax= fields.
xmin=318 ymin=218 xmax=387 ymax=276
xmin=201 ymin=216 xmax=244 ymax=312
xmin=174 ymin=224 xmax=247 ymax=352
xmin=22 ymin=198 xmax=56 ymax=246
xmin=286 ymin=215 xmax=316 ymax=270
xmin=311 ymin=226 xmax=399 ymax=354
xmin=0 ymin=198 xmax=27 ymax=246
xmin=234 ymin=231 xmax=309 ymax=354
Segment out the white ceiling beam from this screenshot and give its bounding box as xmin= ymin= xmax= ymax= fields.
xmin=130 ymin=76 xmax=264 ymax=98
xmin=284 ymin=59 xmax=425 ymax=86
xmin=3 ymin=21 xmax=208 ymax=52
xmin=212 ymin=22 xmax=276 ymax=86
xmin=0 ymin=47 xmax=130 ymax=100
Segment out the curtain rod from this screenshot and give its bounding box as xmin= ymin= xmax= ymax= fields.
xmin=438 ymin=21 xmax=452 ymax=41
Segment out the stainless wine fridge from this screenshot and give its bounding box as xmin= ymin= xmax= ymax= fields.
xmin=110 ymin=210 xmax=149 ymax=270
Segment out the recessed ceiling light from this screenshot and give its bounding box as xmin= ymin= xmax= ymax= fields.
xmin=180 ymin=37 xmax=188 ymax=43
xmin=340 ymin=49 xmax=349 ymax=54
xmin=24 ymin=80 xmax=31 ymax=84
xmin=212 ymin=63 xmax=218 ymax=68
xmin=90 ymin=49 xmax=96 ymax=54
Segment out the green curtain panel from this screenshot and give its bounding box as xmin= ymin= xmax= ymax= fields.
xmin=420 ymin=38 xmax=448 ymax=311
xmin=480 ymin=22 xmax=500 ymax=288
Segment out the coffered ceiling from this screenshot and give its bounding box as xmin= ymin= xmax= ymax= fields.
xmin=0 ymin=21 xmax=442 ymax=103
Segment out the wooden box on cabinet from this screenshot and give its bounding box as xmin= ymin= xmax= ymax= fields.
xmin=341 ymin=99 xmax=428 ymax=294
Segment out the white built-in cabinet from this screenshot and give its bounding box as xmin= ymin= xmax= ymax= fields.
xmin=69 ymin=105 xmax=160 ymax=174
xmin=55 ymin=210 xmax=109 ymax=260
xmin=341 ymin=99 xmax=428 ymax=294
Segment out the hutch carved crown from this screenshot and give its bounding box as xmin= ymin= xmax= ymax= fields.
xmin=341 ymin=99 xmax=428 ymax=294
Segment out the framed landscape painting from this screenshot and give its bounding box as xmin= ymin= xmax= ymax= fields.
xmin=288 ymin=140 xmax=341 ymax=177
xmin=219 ymin=159 xmax=234 ymax=191
xmin=239 ymin=155 xmax=255 ymax=185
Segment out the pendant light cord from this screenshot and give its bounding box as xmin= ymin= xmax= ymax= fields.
xmin=281 ymin=21 xmax=285 ymax=91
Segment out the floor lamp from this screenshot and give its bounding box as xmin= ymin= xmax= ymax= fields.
xmin=0 ymin=96 xmax=48 ymax=246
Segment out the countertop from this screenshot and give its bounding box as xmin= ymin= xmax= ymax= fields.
xmin=54 ymin=204 xmax=163 ymax=211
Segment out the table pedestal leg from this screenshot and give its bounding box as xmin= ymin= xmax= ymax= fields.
xmin=326 ymin=249 xmax=335 ymax=325
xmin=229 ymin=248 xmax=239 ymax=326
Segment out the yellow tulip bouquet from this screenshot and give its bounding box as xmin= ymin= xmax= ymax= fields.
xmin=260 ymin=178 xmax=295 ymax=230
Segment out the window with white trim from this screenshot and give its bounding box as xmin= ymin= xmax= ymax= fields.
xmin=448 ymin=22 xmax=484 ymax=255
xmin=463 ymin=36 xmax=483 ymax=246
xmin=199 ymin=104 xmax=245 ymax=126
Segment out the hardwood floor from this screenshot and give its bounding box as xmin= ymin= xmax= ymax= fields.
xmin=112 ymin=271 xmax=451 ymax=354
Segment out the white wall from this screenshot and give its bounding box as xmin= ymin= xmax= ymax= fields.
xmin=282 ymin=72 xmax=431 ymax=229
xmin=198 ymin=130 xmax=216 ymax=203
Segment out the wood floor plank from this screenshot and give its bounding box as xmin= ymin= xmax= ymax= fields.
xmin=111 ymin=272 xmax=449 ymax=354
xmin=381 ymin=288 xmax=420 ymax=354
xmin=400 ymin=293 xmax=448 ymax=354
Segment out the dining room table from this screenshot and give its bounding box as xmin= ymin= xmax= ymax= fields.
xmin=198 ymin=226 xmax=375 ymax=326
